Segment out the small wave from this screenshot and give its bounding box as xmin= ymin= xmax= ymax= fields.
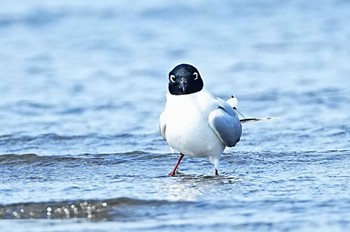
xmin=0 ymin=153 xmax=40 ymax=165
xmin=0 ymin=197 xmax=189 ymax=220
xmin=0 ymin=153 xmax=81 ymax=166
xmin=0 ymin=133 xmax=88 ymax=148
xmin=0 ymin=132 xmax=155 ymax=155
xmin=0 ymin=151 xmax=159 ymax=168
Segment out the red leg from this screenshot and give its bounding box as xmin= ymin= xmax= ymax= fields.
xmin=168 ymin=153 xmax=184 ymax=176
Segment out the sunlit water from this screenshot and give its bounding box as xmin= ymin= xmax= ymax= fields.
xmin=1 ymin=0 xmax=350 ymax=231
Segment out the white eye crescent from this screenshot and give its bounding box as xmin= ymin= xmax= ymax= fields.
xmin=193 ymin=72 xmax=199 ymax=80
xmin=169 ymin=75 xmax=176 ymax=83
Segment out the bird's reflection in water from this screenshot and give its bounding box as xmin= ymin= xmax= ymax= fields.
xmin=161 ymin=174 xmax=240 ymax=201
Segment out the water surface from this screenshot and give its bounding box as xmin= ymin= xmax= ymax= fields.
xmin=1 ymin=0 xmax=350 ymax=231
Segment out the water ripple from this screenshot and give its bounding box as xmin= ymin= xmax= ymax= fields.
xmin=0 ymin=197 xmax=191 ymax=220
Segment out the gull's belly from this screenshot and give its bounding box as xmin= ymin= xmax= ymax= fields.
xmin=165 ymin=111 xmax=225 ymax=157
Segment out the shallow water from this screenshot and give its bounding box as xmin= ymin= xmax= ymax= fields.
xmin=1 ymin=0 xmax=350 ymax=231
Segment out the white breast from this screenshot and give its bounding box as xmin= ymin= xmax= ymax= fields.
xmin=163 ymin=90 xmax=225 ymax=158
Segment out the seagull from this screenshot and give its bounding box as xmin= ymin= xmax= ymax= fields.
xmin=159 ymin=64 xmax=242 ymax=176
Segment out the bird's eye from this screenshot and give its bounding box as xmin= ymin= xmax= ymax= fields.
xmin=193 ymin=72 xmax=199 ymax=80
xmin=169 ymin=75 xmax=176 ymax=83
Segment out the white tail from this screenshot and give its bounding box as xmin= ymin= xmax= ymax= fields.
xmin=227 ymin=95 xmax=273 ymax=124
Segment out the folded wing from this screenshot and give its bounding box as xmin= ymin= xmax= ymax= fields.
xmin=240 ymin=117 xmax=272 ymax=123
xmin=208 ymin=99 xmax=242 ymax=147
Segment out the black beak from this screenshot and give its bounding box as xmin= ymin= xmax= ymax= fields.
xmin=179 ymin=79 xmax=188 ymax=93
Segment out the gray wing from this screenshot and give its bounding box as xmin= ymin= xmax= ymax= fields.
xmin=159 ymin=111 xmax=167 ymax=140
xmin=208 ymin=99 xmax=242 ymax=147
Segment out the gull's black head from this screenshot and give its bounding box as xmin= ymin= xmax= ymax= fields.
xmin=168 ymin=64 xmax=204 ymax=95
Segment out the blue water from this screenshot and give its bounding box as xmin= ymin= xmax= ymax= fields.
xmin=1 ymin=0 xmax=350 ymax=231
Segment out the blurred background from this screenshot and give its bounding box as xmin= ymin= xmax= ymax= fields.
xmin=1 ymin=0 xmax=349 ymax=144
xmin=0 ymin=0 xmax=350 ymax=230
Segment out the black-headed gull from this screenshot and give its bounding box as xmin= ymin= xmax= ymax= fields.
xmin=159 ymin=64 xmax=242 ymax=176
